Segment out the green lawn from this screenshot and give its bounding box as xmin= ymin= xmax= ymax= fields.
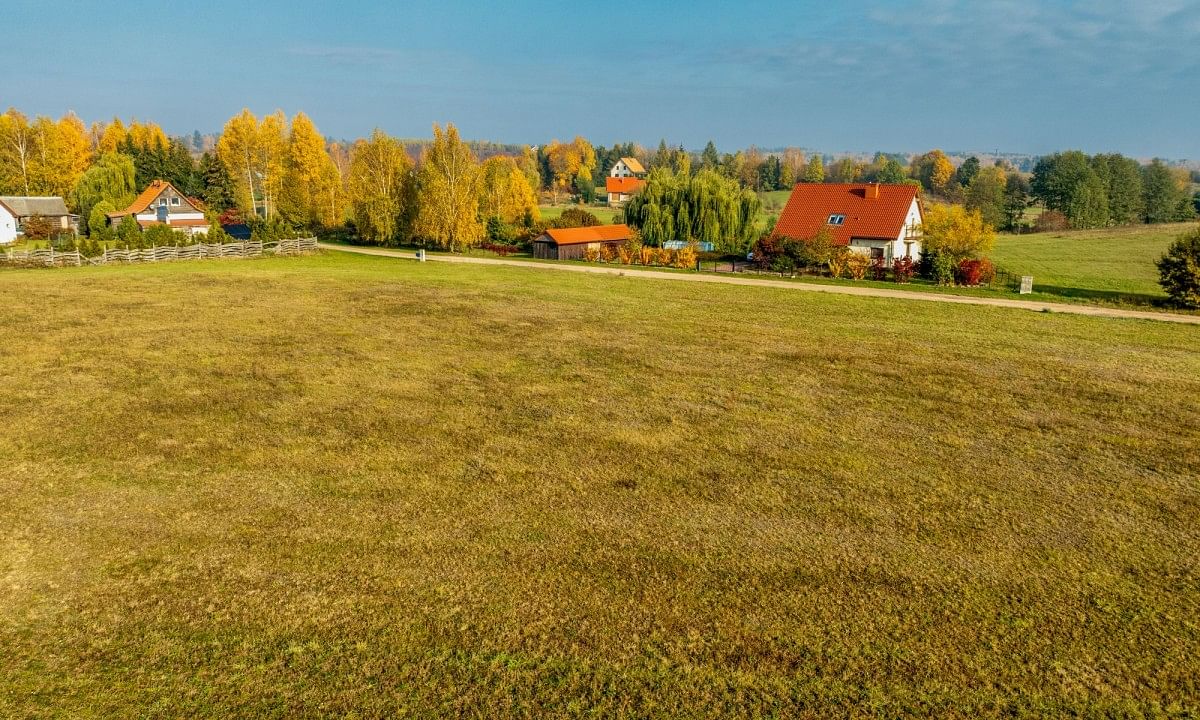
xmin=2 ymin=253 xmax=1198 ymax=717
xmin=538 ymin=203 xmax=620 ymax=224
xmin=992 ymin=223 xmax=1192 ymax=303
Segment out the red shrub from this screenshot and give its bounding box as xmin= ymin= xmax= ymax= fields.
xmin=871 ymin=257 xmax=888 ymax=281
xmin=957 ymin=258 xmax=984 ymax=286
xmin=892 ymin=256 xmax=915 ymax=283
xmin=480 ymin=242 xmax=519 ymax=257
xmin=977 ymin=257 xmax=996 ymax=285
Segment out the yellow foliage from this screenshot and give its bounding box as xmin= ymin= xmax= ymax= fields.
xmin=655 ymin=247 xmax=673 ymax=266
xmin=583 ymin=247 xmax=600 ymax=263
xmin=639 ymin=246 xmax=656 ymax=266
xmin=415 ymin=123 xmax=483 ymax=252
xmin=544 ymin=136 xmax=595 ymax=202
xmin=617 ymin=244 xmax=633 ymax=265
xmin=846 ymin=253 xmax=872 ymax=280
xmin=479 ymin=156 xmax=538 ymax=225
xmin=921 ymin=203 xmax=996 ymax=260
xmin=98 ymin=118 xmax=127 ymax=154
xmin=674 ymin=243 xmax=698 ymax=269
xmin=828 ymin=249 xmax=849 ymax=278
xmin=347 ymin=129 xmax=412 ymax=244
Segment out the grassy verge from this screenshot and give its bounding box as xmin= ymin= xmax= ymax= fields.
xmin=1 ymin=252 xmax=1197 ymax=716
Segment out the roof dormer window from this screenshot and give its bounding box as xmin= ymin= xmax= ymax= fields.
xmin=828 ymin=214 xmax=845 ymax=226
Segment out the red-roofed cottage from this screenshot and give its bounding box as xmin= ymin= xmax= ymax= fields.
xmin=107 ymin=180 xmax=209 ymax=236
xmin=774 ymin=183 xmax=923 ymax=264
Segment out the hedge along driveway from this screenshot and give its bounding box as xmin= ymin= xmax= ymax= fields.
xmin=318 ymin=244 xmax=1200 ymax=326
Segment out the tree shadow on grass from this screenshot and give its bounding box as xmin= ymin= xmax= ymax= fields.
xmin=1029 ymin=284 xmax=1171 ymax=309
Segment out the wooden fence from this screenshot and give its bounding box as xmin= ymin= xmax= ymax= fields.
xmin=0 ymin=238 xmax=318 ymax=268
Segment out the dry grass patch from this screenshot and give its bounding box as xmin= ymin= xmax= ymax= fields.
xmin=1 ymin=253 xmax=1198 ymax=717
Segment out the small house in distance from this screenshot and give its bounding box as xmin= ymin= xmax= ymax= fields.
xmin=532 ymin=224 xmax=632 ymax=260
xmin=774 ymin=183 xmax=923 ymax=264
xmin=609 ymin=157 xmax=645 ymax=179
xmin=606 ymin=157 xmax=647 ymax=207
xmin=0 ymin=196 xmax=77 ymax=244
xmin=107 ymin=180 xmax=209 ymax=236
xmin=605 ymin=177 xmax=643 ymax=207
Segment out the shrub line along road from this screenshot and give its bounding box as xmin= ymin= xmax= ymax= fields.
xmin=318 ymin=243 xmax=1200 ymax=326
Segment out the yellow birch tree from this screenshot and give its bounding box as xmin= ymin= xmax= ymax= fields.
xmin=415 ymin=123 xmax=482 ymax=251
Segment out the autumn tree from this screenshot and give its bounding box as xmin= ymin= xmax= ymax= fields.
xmin=478 ymin=155 xmax=539 ymax=227
xmin=543 ymin=136 xmax=595 ymax=203
xmin=280 ymin=112 xmax=343 ymax=228
xmin=414 ymin=123 xmax=482 ymax=251
xmin=98 ymin=118 xmax=127 ymax=153
xmin=0 ymin=109 xmax=36 ymax=195
xmin=920 ymin=204 xmax=996 ymax=261
xmin=347 ymin=129 xmax=414 ymax=245
xmin=216 ymin=109 xmax=287 ymax=218
xmin=802 ymin=155 xmax=825 ymax=183
xmin=911 ymin=150 xmax=954 ymax=194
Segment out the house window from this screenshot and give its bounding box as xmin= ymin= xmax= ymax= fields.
xmin=828 ymin=214 xmax=845 ymax=225
xmin=171 ymin=197 xmax=181 ymax=206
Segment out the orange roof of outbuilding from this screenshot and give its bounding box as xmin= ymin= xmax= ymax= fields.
xmin=605 ymin=177 xmax=644 ymax=194
xmin=539 ymin=224 xmax=632 ymax=246
xmin=774 ymin=183 xmax=921 ymax=245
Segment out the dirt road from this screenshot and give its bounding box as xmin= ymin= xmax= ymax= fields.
xmin=319 ymin=243 xmax=1200 ymax=326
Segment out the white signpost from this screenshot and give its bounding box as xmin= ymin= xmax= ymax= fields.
xmin=1019 ymin=276 xmax=1033 ymax=295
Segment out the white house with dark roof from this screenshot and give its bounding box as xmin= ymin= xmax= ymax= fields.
xmin=0 ymin=196 xmax=77 ymax=244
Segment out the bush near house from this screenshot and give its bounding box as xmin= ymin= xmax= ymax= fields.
xmin=892 ymin=255 xmax=916 ymax=283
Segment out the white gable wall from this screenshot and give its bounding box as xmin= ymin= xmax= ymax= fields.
xmin=0 ymin=205 xmax=16 ymax=244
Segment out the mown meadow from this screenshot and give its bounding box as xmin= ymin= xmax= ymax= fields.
xmin=991 ymin=222 xmax=1191 ymax=304
xmin=1 ymin=252 xmax=1197 ymax=717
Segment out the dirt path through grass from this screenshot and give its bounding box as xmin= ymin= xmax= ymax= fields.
xmin=319 ymin=243 xmax=1200 ymax=326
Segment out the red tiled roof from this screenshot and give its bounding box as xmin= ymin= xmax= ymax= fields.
xmin=606 ymin=177 xmax=643 ymax=195
xmin=539 ymin=224 xmax=632 ymax=246
xmin=774 ymin=183 xmax=921 ymax=246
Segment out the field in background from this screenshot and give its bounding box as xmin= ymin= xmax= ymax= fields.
xmin=538 ymin=203 xmax=620 ymax=224
xmin=1 ymin=253 xmax=1198 ymax=716
xmin=992 ymin=222 xmax=1190 ymax=303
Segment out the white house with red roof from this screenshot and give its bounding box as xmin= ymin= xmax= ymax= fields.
xmin=107 ymin=180 xmax=209 ymax=236
xmin=774 ymin=183 xmax=923 ymax=264
xmin=606 ymin=157 xmax=647 ymax=206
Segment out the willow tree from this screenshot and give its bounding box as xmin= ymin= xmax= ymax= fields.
xmin=347 ymin=129 xmax=414 ymax=245
xmin=71 ymin=152 xmax=137 ymax=234
xmin=414 ymin=123 xmax=482 ymax=252
xmin=624 ymin=168 xmax=761 ymax=253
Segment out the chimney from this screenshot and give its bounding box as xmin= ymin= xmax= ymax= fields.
xmin=865 ymin=183 xmax=880 ymax=199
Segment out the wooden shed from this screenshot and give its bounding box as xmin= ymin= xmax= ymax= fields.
xmin=532 ymin=224 xmax=632 ymax=260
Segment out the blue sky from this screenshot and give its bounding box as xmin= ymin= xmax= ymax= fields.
xmin=5 ymin=0 xmax=1198 ymax=157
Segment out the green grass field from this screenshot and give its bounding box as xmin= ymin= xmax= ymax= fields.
xmin=2 ymin=253 xmax=1198 ymax=717
xmin=538 ymin=203 xmax=620 ymax=224
xmin=992 ymin=223 xmax=1191 ymax=304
